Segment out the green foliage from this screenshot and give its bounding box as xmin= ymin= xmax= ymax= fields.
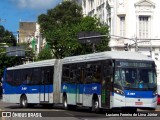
xmin=38 ymin=0 xmax=82 ymax=33
xmin=0 ymin=25 xmax=17 ymax=46
xmin=0 ymin=54 xmax=20 ymax=76
xmin=17 ymin=42 xmax=35 ymax=60
xmin=38 ymin=1 xmax=110 ymax=59
xmin=73 ymin=16 xmax=111 ymax=54
xmin=0 ymin=25 xmax=18 ymax=77
xmin=37 ymin=48 xmax=53 ymax=61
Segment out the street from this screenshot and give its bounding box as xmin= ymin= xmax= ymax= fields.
xmin=0 ymin=99 xmax=160 ymax=120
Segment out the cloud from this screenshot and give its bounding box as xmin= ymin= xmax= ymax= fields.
xmin=10 ymin=0 xmax=61 ymax=10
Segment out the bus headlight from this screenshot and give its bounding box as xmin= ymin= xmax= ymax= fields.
xmin=153 ymin=90 xmax=158 ymax=96
xmin=114 ymin=88 xmax=124 ymax=95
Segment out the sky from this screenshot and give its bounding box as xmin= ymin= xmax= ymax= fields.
xmin=0 ymin=0 xmax=62 ymax=35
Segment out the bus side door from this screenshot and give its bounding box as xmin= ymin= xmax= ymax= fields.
xmin=76 ymin=65 xmax=85 ymax=104
xmin=101 ymin=61 xmax=113 ymax=108
xmin=40 ymin=68 xmax=51 ymax=103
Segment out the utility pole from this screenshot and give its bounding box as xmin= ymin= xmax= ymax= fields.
xmin=150 ymin=38 xmax=152 ymax=58
xmin=135 ymin=36 xmax=138 ymax=52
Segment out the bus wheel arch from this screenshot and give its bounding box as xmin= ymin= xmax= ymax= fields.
xmin=92 ymin=93 xmax=99 ymax=112
xmin=20 ymin=94 xmax=28 ymax=108
xmin=62 ymin=92 xmax=68 ymax=109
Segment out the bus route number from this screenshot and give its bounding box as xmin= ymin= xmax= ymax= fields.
xmin=22 ymin=87 xmax=27 ymax=90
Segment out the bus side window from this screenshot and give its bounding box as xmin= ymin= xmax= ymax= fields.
xmin=23 ymin=74 xmax=31 ymax=84
xmin=85 ymin=64 xmax=93 ymax=84
xmin=6 ymin=71 xmax=13 ymax=84
xmin=93 ymin=64 xmax=101 ymax=83
xmin=49 ymin=67 xmax=54 ymax=84
xmin=13 ymin=70 xmax=20 ymax=85
xmin=23 ymin=69 xmax=32 ymax=85
xmin=31 ymin=68 xmax=40 ymax=84
xmin=84 ymin=62 xmax=101 ymax=83
xmin=62 ymin=65 xmax=70 ymax=83
xmin=80 ymin=68 xmax=85 ymax=84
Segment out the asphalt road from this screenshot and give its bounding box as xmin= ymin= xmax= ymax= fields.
xmin=0 ymin=99 xmax=160 ymax=120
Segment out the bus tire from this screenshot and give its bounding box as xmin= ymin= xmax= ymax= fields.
xmin=20 ymin=95 xmax=28 ymax=108
xmin=92 ymin=97 xmax=99 ymax=113
xmin=63 ymin=95 xmax=68 ymax=109
xmin=68 ymin=105 xmax=76 ymax=110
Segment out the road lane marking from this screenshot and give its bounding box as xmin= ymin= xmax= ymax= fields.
xmin=65 ymin=112 xmax=74 ymax=116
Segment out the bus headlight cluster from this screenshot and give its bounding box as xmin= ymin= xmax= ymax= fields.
xmin=153 ymin=90 xmax=158 ymax=96
xmin=114 ymin=88 xmax=124 ymax=95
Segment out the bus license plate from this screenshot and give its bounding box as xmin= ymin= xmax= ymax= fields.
xmin=135 ymin=102 xmax=143 ymax=105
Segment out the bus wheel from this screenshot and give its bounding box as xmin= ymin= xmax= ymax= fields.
xmin=92 ymin=98 xmax=99 ymax=113
xmin=20 ymin=95 xmax=28 ymax=108
xmin=63 ymin=95 xmax=68 ymax=109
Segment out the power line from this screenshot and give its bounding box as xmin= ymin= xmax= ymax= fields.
xmin=78 ymin=34 xmax=160 ymax=41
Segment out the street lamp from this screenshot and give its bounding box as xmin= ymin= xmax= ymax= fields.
xmin=123 ymin=37 xmax=138 ymax=52
xmin=78 ymin=31 xmax=102 ymax=53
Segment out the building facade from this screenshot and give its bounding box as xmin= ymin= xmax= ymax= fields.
xmin=18 ymin=22 xmax=36 ymax=43
xmin=82 ymin=0 xmax=160 ymax=85
xmin=18 ymin=22 xmax=46 ymax=55
xmin=82 ymin=0 xmax=160 ymax=58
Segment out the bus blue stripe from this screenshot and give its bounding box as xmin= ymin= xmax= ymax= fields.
xmin=3 ymin=83 xmax=53 ymax=94
xmin=61 ymin=83 xmax=101 ymax=95
xmin=124 ymin=90 xmax=154 ymax=98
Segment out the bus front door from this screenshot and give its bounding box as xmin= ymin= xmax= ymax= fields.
xmin=40 ymin=70 xmax=50 ymax=103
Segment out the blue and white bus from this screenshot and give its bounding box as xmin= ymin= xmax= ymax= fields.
xmin=2 ymin=59 xmax=56 ymax=108
xmin=2 ymin=51 xmax=157 ymax=112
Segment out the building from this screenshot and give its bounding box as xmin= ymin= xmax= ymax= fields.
xmin=82 ymin=0 xmax=160 ymax=84
xmin=18 ymin=22 xmax=36 ymax=43
xmin=82 ymin=0 xmax=160 ymax=58
xmin=18 ymin=22 xmax=46 ymax=55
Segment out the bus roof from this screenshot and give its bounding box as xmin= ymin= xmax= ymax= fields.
xmin=7 ymin=59 xmax=56 ymax=70
xmin=7 ymin=51 xmax=154 ymax=70
xmin=62 ymin=51 xmax=154 ymax=64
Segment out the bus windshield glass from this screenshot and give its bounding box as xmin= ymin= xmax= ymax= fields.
xmin=114 ymin=61 xmax=157 ymax=89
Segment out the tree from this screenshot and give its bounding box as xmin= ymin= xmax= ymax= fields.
xmin=0 ymin=54 xmax=20 ymax=77
xmin=0 ymin=25 xmax=17 ymax=46
xmin=38 ymin=0 xmax=82 ymax=32
xmin=38 ymin=1 xmax=110 ymax=59
xmin=37 ymin=47 xmax=53 ymax=61
xmin=0 ymin=25 xmax=18 ymax=77
xmin=73 ymin=16 xmax=111 ymax=55
xmin=17 ymin=42 xmax=36 ymax=61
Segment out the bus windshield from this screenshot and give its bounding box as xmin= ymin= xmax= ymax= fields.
xmin=114 ymin=62 xmax=157 ymax=89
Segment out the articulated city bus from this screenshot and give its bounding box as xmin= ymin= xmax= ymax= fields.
xmin=2 ymin=51 xmax=157 ymax=112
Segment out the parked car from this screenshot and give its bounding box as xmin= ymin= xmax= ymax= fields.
xmin=158 ymin=95 xmax=160 ymax=105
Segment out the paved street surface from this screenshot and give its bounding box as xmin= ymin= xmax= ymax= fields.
xmin=0 ymin=99 xmax=160 ymax=120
